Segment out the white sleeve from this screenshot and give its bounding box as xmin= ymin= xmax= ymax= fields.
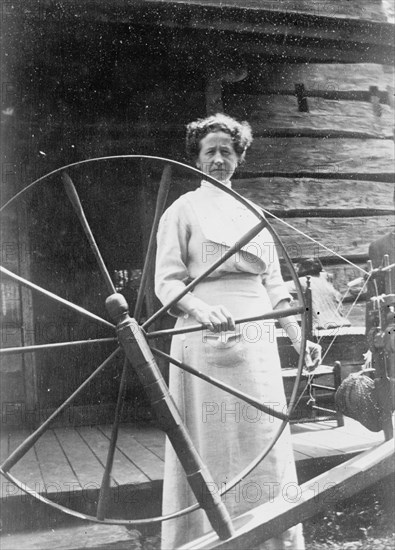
xmin=154 ymin=201 xmax=206 ymax=317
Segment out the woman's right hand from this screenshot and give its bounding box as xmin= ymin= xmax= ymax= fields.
xmin=189 ymin=303 xmax=235 ymax=333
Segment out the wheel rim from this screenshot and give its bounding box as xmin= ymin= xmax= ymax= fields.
xmin=0 ymin=155 xmax=307 ymax=527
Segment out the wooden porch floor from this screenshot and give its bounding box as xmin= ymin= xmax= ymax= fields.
xmin=0 ymin=417 xmax=387 ymax=534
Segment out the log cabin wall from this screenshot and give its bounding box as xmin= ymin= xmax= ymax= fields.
xmin=227 ymin=61 xmax=395 ymax=325
xmin=0 ymin=1 xmax=394 ymax=426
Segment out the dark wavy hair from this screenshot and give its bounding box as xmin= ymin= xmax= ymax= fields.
xmin=297 ymin=258 xmax=323 ymax=277
xmin=186 ymin=113 xmax=253 ymax=162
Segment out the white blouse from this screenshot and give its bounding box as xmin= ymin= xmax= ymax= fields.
xmin=155 ymin=182 xmax=291 ymax=316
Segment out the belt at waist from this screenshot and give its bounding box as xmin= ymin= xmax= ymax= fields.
xmin=190 ymin=272 xmax=261 ymax=284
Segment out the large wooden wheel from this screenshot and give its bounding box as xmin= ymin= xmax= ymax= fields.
xmin=0 ymin=156 xmax=307 ymax=538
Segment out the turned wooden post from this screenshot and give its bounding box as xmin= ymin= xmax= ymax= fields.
xmin=106 ymin=293 xmax=235 ymax=539
xmin=371 ymin=255 xmax=394 ymax=441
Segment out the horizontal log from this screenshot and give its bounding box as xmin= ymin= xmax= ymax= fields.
xmin=157 ymin=151 xmax=395 ymax=182
xmin=249 ymin=130 xmax=392 ymax=140
xmin=19 ymin=123 xmax=392 ymax=147
xmin=232 ymin=179 xmax=395 ymax=211
xmin=225 ymin=95 xmax=394 ymax=137
xmin=236 ymin=172 xmax=395 ymax=183
xmin=217 ymin=33 xmax=392 ymax=65
xmin=146 ymin=125 xmax=393 ymax=141
xmin=271 ymin=208 xmax=393 ymax=218
xmin=172 ymin=177 xmax=394 ymax=217
xmin=227 ymin=86 xmax=394 ymax=105
xmin=229 ymin=62 xmax=394 ymax=94
xmin=244 ymin=138 xmax=395 ymax=173
xmin=321 ymin=254 xmax=369 ymax=266
xmin=230 ymin=90 xmax=392 ymax=104
xmin=272 ymin=215 xmax=395 ymax=260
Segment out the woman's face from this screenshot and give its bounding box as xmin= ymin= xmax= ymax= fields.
xmin=196 ymin=131 xmax=240 ymax=183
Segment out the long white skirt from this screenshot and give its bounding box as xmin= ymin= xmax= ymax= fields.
xmin=161 ymin=274 xmax=304 ymax=549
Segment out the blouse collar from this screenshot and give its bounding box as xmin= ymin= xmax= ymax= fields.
xmin=200 ymin=179 xmax=232 ymax=191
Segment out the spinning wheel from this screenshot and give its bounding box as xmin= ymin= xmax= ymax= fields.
xmin=0 ymin=156 xmax=307 ymax=539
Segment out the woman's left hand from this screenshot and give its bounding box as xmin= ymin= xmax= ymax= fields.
xmin=292 ymin=339 xmax=321 ymax=370
xmin=274 ymin=300 xmax=321 ymax=371
xmin=304 ymin=340 xmax=322 ymax=371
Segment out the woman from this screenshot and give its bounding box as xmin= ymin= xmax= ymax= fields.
xmin=155 ymin=113 xmax=320 ymax=549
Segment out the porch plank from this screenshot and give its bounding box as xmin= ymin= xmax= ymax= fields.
xmin=4 ymin=430 xmax=44 ymax=498
xmin=292 ymin=419 xmax=384 ymax=458
xmin=55 ymin=427 xmax=108 ymax=489
xmin=292 ymin=439 xmax=341 ymax=459
xmin=291 ymin=421 xmax=332 ymax=433
xmin=294 ymin=431 xmax=352 ymax=457
xmin=98 ymin=425 xmax=164 ymax=482
xmin=34 ymin=430 xmax=82 ymax=495
xmin=339 ymin=418 xmax=385 ymax=443
xmin=306 ymin=417 xmax=384 ymax=443
xmin=76 ymin=426 xmax=149 ymax=486
xmin=121 ymin=424 xmax=166 ymax=461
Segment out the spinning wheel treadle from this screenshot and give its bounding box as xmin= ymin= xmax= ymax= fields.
xmin=0 ymin=156 xmax=307 ymax=537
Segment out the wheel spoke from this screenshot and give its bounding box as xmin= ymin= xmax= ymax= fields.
xmin=151 ymin=347 xmax=288 ymax=421
xmin=142 ymin=218 xmax=267 ymax=330
xmin=62 ymin=172 xmax=116 ymax=295
xmin=0 ymin=266 xmax=114 ymax=329
xmin=0 ymin=338 xmax=117 ymax=355
xmin=146 ymin=304 xmax=305 ymax=339
xmin=96 ymin=356 xmax=129 ymax=520
xmin=134 ymin=164 xmax=172 ymax=320
xmin=1 ymin=347 xmax=121 ymax=472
